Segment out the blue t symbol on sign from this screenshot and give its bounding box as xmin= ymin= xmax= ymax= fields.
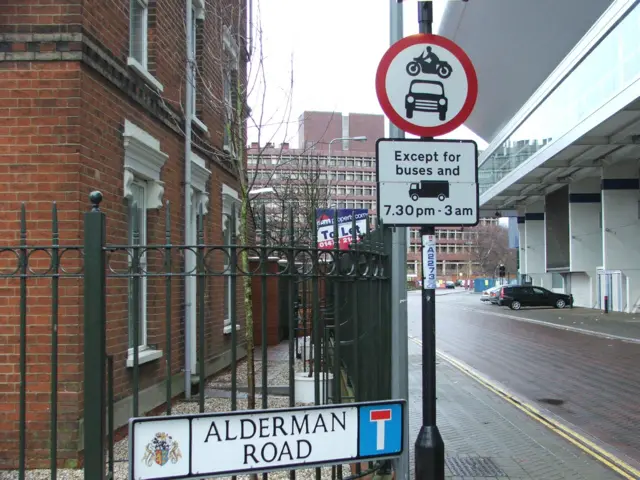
xmin=358 ymin=403 xmax=403 ymax=457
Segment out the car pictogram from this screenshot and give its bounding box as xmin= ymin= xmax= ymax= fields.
xmin=405 ymin=80 xmax=448 ymax=121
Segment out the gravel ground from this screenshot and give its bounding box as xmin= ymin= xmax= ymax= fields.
xmin=0 ymin=462 xmax=354 ymax=480
xmin=0 ymin=346 xmax=343 ymax=480
xmin=209 ymin=343 xmax=321 ymax=390
xmin=208 ymin=358 xmax=307 ymax=389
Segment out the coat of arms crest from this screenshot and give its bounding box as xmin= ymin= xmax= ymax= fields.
xmin=142 ymin=432 xmax=183 ymax=467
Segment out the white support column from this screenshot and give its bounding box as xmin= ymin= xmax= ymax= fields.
xmin=517 ymin=214 xmax=526 ymax=279
xmin=601 ymin=160 xmax=640 ymax=312
xmin=524 ymin=200 xmax=547 ymax=286
xmin=568 ymin=177 xmax=602 ymax=308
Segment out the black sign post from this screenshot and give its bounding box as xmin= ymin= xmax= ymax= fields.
xmin=414 ymin=4 xmax=445 ymax=480
xmin=374 ymin=2 xmax=479 ymax=479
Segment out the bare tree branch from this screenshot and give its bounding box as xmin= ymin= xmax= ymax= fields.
xmin=469 ymin=222 xmax=517 ymax=276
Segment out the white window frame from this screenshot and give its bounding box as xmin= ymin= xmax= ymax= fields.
xmin=191 ymin=151 xmax=212 ymax=226
xmin=127 ymin=0 xmax=164 ymax=92
xmin=127 ymin=180 xmax=149 ymax=354
xmin=222 ymin=184 xmax=241 ymax=334
xmin=123 ymin=119 xmax=168 ymax=367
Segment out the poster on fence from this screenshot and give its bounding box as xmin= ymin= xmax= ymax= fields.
xmin=316 ymin=209 xmax=369 ymax=250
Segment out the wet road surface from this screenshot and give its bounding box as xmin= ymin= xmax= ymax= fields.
xmin=408 ymin=290 xmax=640 ymax=470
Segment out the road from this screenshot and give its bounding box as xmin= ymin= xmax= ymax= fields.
xmin=408 ymin=290 xmax=640 ymax=470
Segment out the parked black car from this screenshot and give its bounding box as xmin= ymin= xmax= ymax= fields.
xmin=497 ymin=285 xmax=573 ymax=310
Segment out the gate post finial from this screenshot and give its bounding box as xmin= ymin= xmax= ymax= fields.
xmin=89 ymin=191 xmax=103 ymax=211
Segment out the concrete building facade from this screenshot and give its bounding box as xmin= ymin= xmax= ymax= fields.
xmin=440 ymin=0 xmax=640 ymax=310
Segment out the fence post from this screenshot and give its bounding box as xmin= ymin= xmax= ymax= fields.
xmin=84 ymin=191 xmax=107 ymax=480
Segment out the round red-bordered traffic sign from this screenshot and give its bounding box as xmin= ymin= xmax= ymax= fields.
xmin=375 ymin=33 xmax=478 ymax=138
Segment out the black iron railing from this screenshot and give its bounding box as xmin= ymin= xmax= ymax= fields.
xmin=1 ymin=192 xmax=393 ymax=480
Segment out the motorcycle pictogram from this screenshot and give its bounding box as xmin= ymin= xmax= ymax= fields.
xmin=406 ymin=46 xmax=452 ymax=79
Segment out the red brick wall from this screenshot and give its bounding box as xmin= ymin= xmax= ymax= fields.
xmin=250 ymin=259 xmax=281 ymax=346
xmin=347 ymin=113 xmax=384 ymax=153
xmin=76 ymin=65 xmax=244 ymax=412
xmin=297 ymin=111 xmax=342 ymax=151
xmin=0 ymin=0 xmax=249 ymax=469
xmin=78 ymin=66 xmax=184 ymax=408
xmin=0 ymin=1 xmax=82 ymax=34
xmin=0 ymin=61 xmax=84 ymax=468
xmin=297 ymin=111 xmax=384 ymax=153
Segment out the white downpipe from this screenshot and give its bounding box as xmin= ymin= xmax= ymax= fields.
xmin=184 ymin=0 xmax=195 ymax=400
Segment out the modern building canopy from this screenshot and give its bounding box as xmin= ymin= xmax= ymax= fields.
xmin=438 ymin=0 xmax=614 ymax=143
xmin=441 ymin=0 xmax=640 ymax=213
xmin=440 ymin=0 xmax=640 ymax=313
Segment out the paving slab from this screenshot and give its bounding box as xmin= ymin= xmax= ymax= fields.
xmin=464 ymin=291 xmax=640 ymax=341
xmin=429 ymin=293 xmax=640 ymax=469
xmin=408 ymin=345 xmax=621 ymax=479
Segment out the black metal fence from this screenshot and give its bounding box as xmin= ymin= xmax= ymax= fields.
xmin=2 ymin=192 xmax=393 ymax=480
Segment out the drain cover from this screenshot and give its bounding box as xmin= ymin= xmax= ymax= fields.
xmin=446 ymin=457 xmax=505 ymax=477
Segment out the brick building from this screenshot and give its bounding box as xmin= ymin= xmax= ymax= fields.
xmin=297 ymin=110 xmax=383 ymax=153
xmin=1 ymin=0 xmax=246 ymax=468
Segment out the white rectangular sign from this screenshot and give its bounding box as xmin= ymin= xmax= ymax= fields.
xmin=129 ymin=400 xmax=405 ymax=479
xmin=422 ymin=235 xmax=437 ymax=289
xmin=376 ymin=138 xmax=479 ymax=226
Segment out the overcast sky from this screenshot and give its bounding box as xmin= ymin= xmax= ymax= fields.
xmin=247 ymin=0 xmax=488 ymax=149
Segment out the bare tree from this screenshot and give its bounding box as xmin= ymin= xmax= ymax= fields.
xmin=195 ymin=1 xmax=336 ymax=411
xmin=201 ymin=2 xmax=285 ymax=412
xmin=470 ymin=222 xmax=517 ymax=276
xmin=151 ymin=0 xmax=337 ymax=414
xmin=252 ymin=151 xmax=332 ymax=246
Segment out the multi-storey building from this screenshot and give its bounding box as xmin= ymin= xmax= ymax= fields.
xmin=249 ymin=111 xmax=498 ymax=281
xmin=247 ymin=112 xmax=384 ymax=242
xmin=1 ymin=0 xmax=246 ymax=468
xmin=247 ymin=142 xmax=379 ymax=239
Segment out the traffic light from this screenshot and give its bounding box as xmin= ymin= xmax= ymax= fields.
xmin=499 ymin=264 xmax=506 ymax=278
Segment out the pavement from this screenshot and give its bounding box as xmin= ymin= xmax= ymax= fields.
xmin=406 ymin=289 xmax=640 ymax=479
xmin=463 ymin=292 xmax=640 ymax=342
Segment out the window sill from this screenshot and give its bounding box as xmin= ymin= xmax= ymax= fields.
xmin=192 ymin=116 xmax=208 ymax=132
xmin=127 ymin=57 xmax=164 ymax=93
xmin=126 ymin=348 xmax=163 ymax=368
xmin=223 ymin=324 xmax=241 ymax=335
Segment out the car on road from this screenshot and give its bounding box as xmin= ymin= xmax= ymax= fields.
xmin=481 ymin=286 xmax=501 ymax=304
xmin=445 ymin=281 xmax=456 ymax=289
xmin=497 ymin=285 xmax=573 ymax=310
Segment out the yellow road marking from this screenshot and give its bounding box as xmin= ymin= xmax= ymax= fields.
xmin=409 ymin=336 xmax=640 ymax=480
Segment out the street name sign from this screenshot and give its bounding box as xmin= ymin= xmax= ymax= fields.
xmin=376 ymin=138 xmax=478 ymax=227
xmin=375 ymin=33 xmax=478 ymax=138
xmin=129 ymin=400 xmax=405 ymax=479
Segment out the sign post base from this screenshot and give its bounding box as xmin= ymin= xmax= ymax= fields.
xmin=414 ymin=425 xmax=445 ymax=480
